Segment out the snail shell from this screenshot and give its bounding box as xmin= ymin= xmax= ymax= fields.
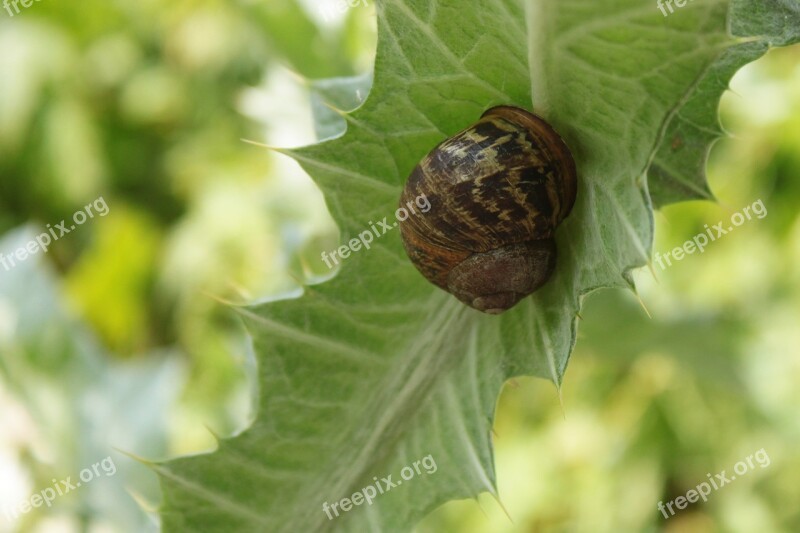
xmin=398 ymin=105 xmax=577 ymax=314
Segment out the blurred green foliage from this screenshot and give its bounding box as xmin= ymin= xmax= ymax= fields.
xmin=0 ymin=1 xmax=373 ymax=531
xmin=0 ymin=1 xmax=798 ymax=532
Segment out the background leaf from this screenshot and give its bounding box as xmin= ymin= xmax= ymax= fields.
xmin=0 ymin=228 xmax=183 ymax=532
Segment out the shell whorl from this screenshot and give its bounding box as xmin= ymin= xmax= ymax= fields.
xmin=399 ymin=106 xmax=577 ymax=313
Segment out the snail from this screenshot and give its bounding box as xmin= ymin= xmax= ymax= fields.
xmin=398 ymin=105 xmax=577 ymax=314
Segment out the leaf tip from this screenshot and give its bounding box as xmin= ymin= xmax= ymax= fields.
xmin=112 ymin=446 xmax=157 ymax=467
xmin=490 ymin=493 xmax=515 ymax=524
xmin=634 ymin=291 xmax=653 ymax=319
xmin=241 ymin=137 xmax=291 ymax=157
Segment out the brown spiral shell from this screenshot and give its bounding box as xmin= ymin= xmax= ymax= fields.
xmin=398 ymin=105 xmax=578 ymax=314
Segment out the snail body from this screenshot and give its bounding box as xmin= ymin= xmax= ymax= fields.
xmin=398 ymin=105 xmax=577 ymax=314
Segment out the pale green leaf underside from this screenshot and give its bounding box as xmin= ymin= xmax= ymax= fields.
xmin=158 ymin=1 xmax=799 ymax=532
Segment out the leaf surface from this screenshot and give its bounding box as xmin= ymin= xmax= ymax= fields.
xmin=158 ymin=1 xmax=800 ymax=531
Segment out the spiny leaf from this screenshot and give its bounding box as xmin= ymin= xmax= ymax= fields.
xmin=158 ymin=1 xmax=800 ymax=531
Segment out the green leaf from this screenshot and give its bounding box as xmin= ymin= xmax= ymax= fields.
xmin=650 ymin=0 xmax=800 ymax=205
xmin=648 ymin=41 xmax=766 ymax=205
xmin=157 ymin=1 xmax=800 ymax=531
xmin=309 ymin=72 xmax=374 ymax=140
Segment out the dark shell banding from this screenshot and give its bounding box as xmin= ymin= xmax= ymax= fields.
xmin=399 ymin=106 xmax=577 ymax=314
